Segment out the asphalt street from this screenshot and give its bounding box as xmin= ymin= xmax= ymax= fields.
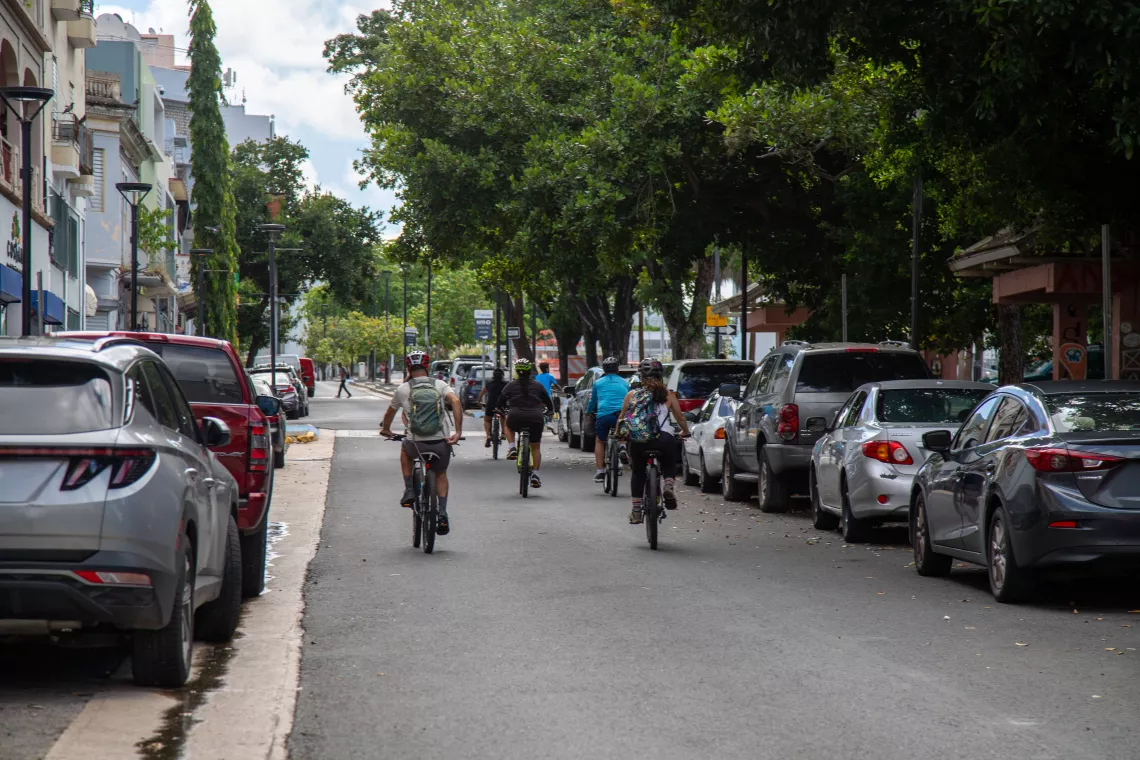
xmin=290 ymin=396 xmax=1140 ymax=760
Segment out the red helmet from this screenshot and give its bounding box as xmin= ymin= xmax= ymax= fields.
xmin=405 ymin=351 xmax=430 ymax=373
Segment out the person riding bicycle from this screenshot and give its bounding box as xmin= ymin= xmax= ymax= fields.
xmin=475 ymin=367 xmax=509 ymax=448
xmin=379 ymin=351 xmax=463 ymax=535
xmin=587 ymin=357 xmax=630 ymax=483
xmin=617 ymin=358 xmax=691 ymax=524
xmin=494 ymin=358 xmax=554 ymax=488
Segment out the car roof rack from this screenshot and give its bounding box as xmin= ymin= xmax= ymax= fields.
xmin=878 ymin=340 xmax=911 ymax=349
xmin=781 ymin=339 xmax=812 ymax=348
xmin=92 ymin=335 xmax=153 ymax=353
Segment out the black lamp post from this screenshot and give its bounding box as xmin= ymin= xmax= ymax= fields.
xmin=382 ymin=270 xmax=391 ymax=383
xmin=257 ymin=223 xmax=285 ymax=382
xmin=189 ymin=248 xmax=213 ymax=336
xmin=0 ymin=86 xmax=53 ymax=336
xmin=116 ymin=181 xmax=152 ymax=330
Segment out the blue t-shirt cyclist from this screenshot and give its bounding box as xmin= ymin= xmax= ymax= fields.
xmin=587 ymin=357 xmax=630 ymax=483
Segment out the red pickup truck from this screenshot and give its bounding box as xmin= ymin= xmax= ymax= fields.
xmin=60 ymin=332 xmax=276 ymax=597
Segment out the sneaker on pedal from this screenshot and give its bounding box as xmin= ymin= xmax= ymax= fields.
xmin=507 ymin=447 xmax=518 ymax=460
xmin=619 ymin=446 xmax=630 ymax=465
xmin=663 ymin=488 xmax=678 ymax=510
xmin=530 ymin=472 xmax=542 ymax=488
xmin=484 ymin=438 xmax=491 ymax=448
xmin=436 ymin=515 xmax=450 ymax=535
xmin=400 ymin=487 xmax=415 ymax=508
xmin=628 ymin=509 xmax=643 ymax=525
xmin=593 ymin=470 xmax=605 ymax=483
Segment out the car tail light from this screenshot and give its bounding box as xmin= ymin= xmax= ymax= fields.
xmin=714 ymin=427 xmax=726 ymax=440
xmin=7 ymin=448 xmax=160 ymax=491
xmin=845 ymin=347 xmax=878 ymax=353
xmin=777 ymin=404 xmax=799 ymax=442
xmin=862 ymin=440 xmax=914 ymax=465
xmin=276 ymin=385 xmax=294 ymax=394
xmin=1049 ymin=520 xmax=1079 ymax=529
xmin=1023 ymin=447 xmax=1123 ymax=473
xmin=468 ymin=379 xmax=476 ymax=386
xmin=250 ymin=422 xmax=270 ymax=472
xmin=73 ymin=570 xmax=152 ymax=586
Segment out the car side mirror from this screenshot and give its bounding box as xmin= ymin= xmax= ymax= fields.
xmin=201 ymin=417 xmax=232 ymax=448
xmin=256 ymin=394 xmax=281 ymax=417
xmin=718 ymin=383 xmax=741 ymax=400
xmin=806 ymin=416 xmax=828 ymax=434
xmin=564 ymin=386 xmax=576 ymax=396
xmin=684 ymin=411 xmax=699 ymax=423
xmin=922 ymin=429 xmax=953 ymax=453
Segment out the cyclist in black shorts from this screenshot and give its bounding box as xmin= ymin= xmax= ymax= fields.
xmin=495 ymin=358 xmax=554 ymax=488
xmin=475 ymin=367 xmax=508 ymax=447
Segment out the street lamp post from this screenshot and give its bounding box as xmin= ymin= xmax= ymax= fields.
xmin=370 ymin=277 xmax=378 ymax=381
xmin=189 ymin=248 xmax=213 ymax=336
xmin=382 ymin=270 xmax=391 ymax=383
xmin=257 ymin=223 xmax=285 ymax=384
xmin=0 ymin=86 xmax=54 ymax=336
xmin=116 ymin=182 xmax=153 ymax=330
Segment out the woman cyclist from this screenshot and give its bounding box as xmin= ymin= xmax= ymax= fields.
xmin=618 ymin=358 xmax=691 ymax=524
xmin=495 ymin=358 xmax=554 ymax=488
xmin=475 ymin=367 xmax=509 ymax=448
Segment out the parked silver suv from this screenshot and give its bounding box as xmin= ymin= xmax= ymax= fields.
xmin=721 ymin=341 xmax=929 ymax=512
xmin=0 ymin=337 xmax=245 ymax=687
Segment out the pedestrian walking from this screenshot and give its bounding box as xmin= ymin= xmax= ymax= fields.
xmin=337 ymin=362 xmax=353 ymax=398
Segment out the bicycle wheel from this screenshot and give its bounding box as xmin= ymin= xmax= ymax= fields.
xmin=609 ymin=440 xmax=620 ymax=499
xmin=519 ymin=433 xmax=531 ymax=498
xmin=412 ymin=466 xmax=423 ymax=548
xmin=422 ymin=470 xmax=437 ymax=554
xmin=645 ymin=463 xmax=659 ymax=550
xmin=492 ymin=417 xmax=500 ymax=460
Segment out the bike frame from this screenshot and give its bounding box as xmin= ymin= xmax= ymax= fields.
xmin=517 ymin=429 xmax=531 ymax=497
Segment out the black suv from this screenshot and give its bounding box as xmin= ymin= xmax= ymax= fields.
xmin=721 ymin=341 xmax=929 ymax=511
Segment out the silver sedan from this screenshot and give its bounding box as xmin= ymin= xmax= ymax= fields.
xmin=808 ymin=379 xmax=993 ymax=542
xmin=682 ymin=392 xmax=737 ymax=493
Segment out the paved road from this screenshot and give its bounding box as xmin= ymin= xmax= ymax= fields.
xmin=305 ymin=380 xmax=390 ymax=430
xmin=290 ymin=401 xmax=1140 ymax=760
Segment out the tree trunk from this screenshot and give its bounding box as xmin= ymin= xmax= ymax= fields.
xmin=554 ymin=326 xmax=579 ymax=385
xmin=584 ymin=329 xmax=598 ymax=369
xmin=997 ymin=303 xmax=1023 ymax=384
xmin=656 ymin=255 xmax=717 ymax=360
xmin=508 ymin=295 xmax=533 ymax=361
xmin=574 ymin=276 xmax=637 ymax=364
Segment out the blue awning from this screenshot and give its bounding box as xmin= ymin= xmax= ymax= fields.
xmin=0 ymin=264 xmax=19 ymax=305
xmin=30 ymin=289 xmax=66 ymax=326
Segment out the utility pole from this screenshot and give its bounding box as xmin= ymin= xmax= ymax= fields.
xmin=425 ymin=262 xmax=432 ymax=352
xmin=116 ymin=182 xmax=152 ymax=331
xmin=257 ymin=223 xmax=285 ymax=387
xmin=370 ymin=277 xmax=378 ymax=381
xmin=638 ymin=307 xmax=645 ymax=361
xmin=495 ymin=289 xmax=502 ymax=367
xmin=740 ymin=246 xmax=748 ymax=361
xmin=713 ymin=244 xmax=721 ymax=357
xmin=911 ymin=171 xmax=923 ymax=350
xmin=383 ymin=270 xmax=391 ymax=383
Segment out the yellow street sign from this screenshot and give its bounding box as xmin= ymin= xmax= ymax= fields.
xmin=706 ymin=305 xmax=728 ymax=327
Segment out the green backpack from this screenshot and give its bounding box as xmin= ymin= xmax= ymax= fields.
xmin=408 ymin=377 xmax=444 ymax=437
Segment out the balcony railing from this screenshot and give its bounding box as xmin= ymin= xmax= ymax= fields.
xmin=86 ymin=71 xmax=122 ymax=103
xmin=1 ymin=138 xmax=17 ymax=193
xmin=55 ymin=114 xmax=94 ymax=175
xmin=80 ymin=0 xmax=94 ymax=16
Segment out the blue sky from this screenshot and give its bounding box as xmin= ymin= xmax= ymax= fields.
xmin=102 ymin=0 xmax=399 ymax=236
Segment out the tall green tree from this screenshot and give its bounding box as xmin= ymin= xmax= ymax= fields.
xmin=188 ymin=0 xmax=240 ymax=344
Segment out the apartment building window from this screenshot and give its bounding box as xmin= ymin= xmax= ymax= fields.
xmin=90 ymin=148 xmax=105 ymax=212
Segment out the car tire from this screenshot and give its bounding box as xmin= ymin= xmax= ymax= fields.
xmin=286 ymin=409 xmax=298 ymax=420
xmin=240 ymin=516 xmax=269 ymax=599
xmin=911 ymin=491 xmax=952 ymax=577
xmin=810 ymin=467 xmax=839 ymax=530
xmin=682 ymin=448 xmax=699 ymax=486
xmin=196 ymin=516 xmax=243 ymax=642
xmin=568 ymin=419 xmax=581 ymax=449
xmin=132 ymin=533 xmax=194 ymax=687
xmin=274 ymin=448 xmax=285 ymax=469
xmin=699 ymin=452 xmax=718 ymax=493
xmin=757 ymin=446 xmax=788 ymax=513
xmin=988 ymin=506 xmax=1033 ymax=603
xmin=722 ymin=448 xmax=749 ymax=502
xmin=557 ymin=417 xmax=568 ymax=443
xmin=839 ymin=480 xmax=871 ymax=542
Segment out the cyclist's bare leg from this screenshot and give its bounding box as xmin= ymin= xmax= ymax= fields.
xmin=531 ymin=443 xmax=542 ymax=470
xmin=594 ymin=436 xmax=605 ymax=469
xmin=483 ymin=416 xmax=491 ymax=442
xmin=505 ymin=423 xmax=515 ymax=445
xmin=437 ymin=471 xmax=449 ymax=497
xmin=400 ymin=446 xmax=414 ymax=477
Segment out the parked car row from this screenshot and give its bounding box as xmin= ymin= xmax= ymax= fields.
xmin=0 ymin=332 xmax=286 ymax=687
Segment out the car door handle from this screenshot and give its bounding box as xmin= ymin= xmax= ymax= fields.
xmin=203 ymin=478 xmax=218 ymax=489
xmin=984 ymin=464 xmax=996 ymax=475
xmin=186 ymin=468 xmax=200 ymax=480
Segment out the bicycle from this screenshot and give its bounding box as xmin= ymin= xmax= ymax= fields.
xmin=387 ymin=434 xmax=456 ymax=554
xmin=517 ymin=428 xmax=531 ymax=498
xmin=604 ymin=435 xmax=622 ymax=498
xmin=490 ymin=410 xmax=502 ymax=460
xmin=642 ymin=447 xmax=666 ymax=550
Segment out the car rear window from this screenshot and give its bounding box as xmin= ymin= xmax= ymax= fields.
xmin=151 ymin=344 xmax=245 ymax=404
xmin=877 ymin=388 xmax=992 ymax=424
xmin=796 ymin=352 xmax=929 ymax=393
xmin=675 ymin=364 xmax=754 ymax=400
xmin=1046 ymin=393 xmax=1140 ymax=433
xmin=0 ymin=359 xmax=115 ymax=434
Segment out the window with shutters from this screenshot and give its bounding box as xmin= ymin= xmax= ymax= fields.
xmin=90 ymin=148 xmax=104 ymax=212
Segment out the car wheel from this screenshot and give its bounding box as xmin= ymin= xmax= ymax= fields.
xmin=240 ymin=516 xmax=269 ymax=598
xmin=274 ymin=447 xmax=286 ymax=469
xmin=757 ymin=446 xmax=788 ymax=513
xmin=132 ymin=533 xmax=194 ymax=687
xmin=988 ymin=506 xmax=1033 ymax=603
xmin=557 ymin=417 xmax=568 ymax=443
xmin=810 ymin=467 xmax=839 ymax=530
xmin=839 ymin=480 xmax=871 ymax=542
xmin=911 ymin=492 xmax=952 ymax=577
xmin=722 ymin=448 xmax=749 ymax=502
xmin=699 ymin=452 xmax=718 ymax=493
xmin=682 ymin=447 xmax=699 ymax=486
xmin=196 ymin=516 xmax=242 ymax=642
xmin=568 ymin=418 xmax=581 ymax=449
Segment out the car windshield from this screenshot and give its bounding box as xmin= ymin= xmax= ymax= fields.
xmin=877 ymin=388 xmax=992 ymax=424
xmin=796 ymin=352 xmax=928 ymax=393
xmin=1046 ymin=392 xmax=1140 ymax=433
xmin=0 ymin=359 xmax=116 ymax=434
xmin=675 ymin=364 xmax=754 ymax=400
xmin=153 ymin=344 xmax=245 ymax=404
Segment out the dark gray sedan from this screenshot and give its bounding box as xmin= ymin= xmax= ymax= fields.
xmin=910 ymin=381 xmax=1140 ymax=602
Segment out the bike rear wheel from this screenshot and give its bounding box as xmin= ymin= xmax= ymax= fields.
xmin=491 ymin=417 xmax=500 ymax=460
xmin=412 ymin=466 xmax=423 ymax=548
xmin=422 ymin=470 xmax=437 ymax=554
xmin=608 ymin=440 xmax=620 ymax=498
xmin=519 ymin=433 xmax=531 ymax=498
xmin=645 ymin=463 xmax=659 ymax=550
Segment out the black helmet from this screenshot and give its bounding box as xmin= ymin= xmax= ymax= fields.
xmin=601 ymin=356 xmax=620 ymax=372
xmin=638 ymin=358 xmax=663 ymax=378
xmin=492 ymin=366 xmax=504 ymax=379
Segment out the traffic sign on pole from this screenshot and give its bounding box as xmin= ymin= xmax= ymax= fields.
xmin=507 ymin=326 xmax=521 ymax=340
xmin=704 ymin=325 xmax=738 ymax=337
xmin=474 ymin=309 xmax=493 ymax=341
xmin=404 ymin=326 xmax=418 ymax=347
xmin=705 ymin=305 xmax=728 ymax=328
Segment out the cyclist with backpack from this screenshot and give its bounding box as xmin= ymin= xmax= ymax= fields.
xmin=380 ymin=351 xmax=463 ymax=535
xmin=617 ymin=358 xmax=691 ymax=524
xmin=587 ymin=356 xmax=630 ymax=483
xmin=494 ymin=358 xmax=554 ymax=488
